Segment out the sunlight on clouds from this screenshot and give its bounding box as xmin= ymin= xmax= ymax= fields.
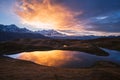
xmin=14 ymin=0 xmax=82 ymax=30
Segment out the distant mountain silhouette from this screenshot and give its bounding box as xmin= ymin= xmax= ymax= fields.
xmin=0 ymin=24 xmax=47 ymax=41
xmin=51 ymin=35 xmax=120 ymax=40
xmin=0 ymin=24 xmax=119 ymax=41
xmin=0 ymin=24 xmax=31 ymax=33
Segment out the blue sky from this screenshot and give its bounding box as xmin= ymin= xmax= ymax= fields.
xmin=0 ymin=0 xmax=21 ymax=26
xmin=0 ymin=0 xmax=120 ymax=36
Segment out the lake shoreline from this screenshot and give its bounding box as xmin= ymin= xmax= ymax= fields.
xmin=0 ymin=56 xmax=120 ymax=80
xmin=5 ymin=48 xmax=120 ymax=68
xmin=1 ymin=37 xmax=120 ymax=56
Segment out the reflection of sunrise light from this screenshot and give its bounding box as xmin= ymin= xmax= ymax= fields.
xmin=15 ymin=0 xmax=82 ymax=30
xmin=18 ymin=50 xmax=80 ymax=67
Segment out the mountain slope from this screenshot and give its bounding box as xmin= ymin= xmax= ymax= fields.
xmin=0 ymin=24 xmax=31 ymax=33
xmin=0 ymin=32 xmax=47 ymax=41
xmin=0 ymin=24 xmax=47 ymax=41
xmin=35 ymin=29 xmax=66 ymax=37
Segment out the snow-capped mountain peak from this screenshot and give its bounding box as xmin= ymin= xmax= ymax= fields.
xmin=0 ymin=24 xmax=31 ymax=33
xmin=35 ymin=29 xmax=66 ymax=37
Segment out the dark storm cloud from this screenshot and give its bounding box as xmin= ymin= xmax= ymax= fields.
xmin=86 ymin=22 xmax=120 ymax=32
xmin=85 ymin=10 xmax=120 ymax=33
xmin=62 ymin=0 xmax=120 ymax=19
xmin=60 ymin=0 xmax=120 ymax=33
xmin=54 ymin=0 xmax=120 ymax=33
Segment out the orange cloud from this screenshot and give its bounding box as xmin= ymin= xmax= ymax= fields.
xmin=15 ymin=0 xmax=82 ymax=30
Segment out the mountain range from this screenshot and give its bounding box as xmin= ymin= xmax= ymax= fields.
xmin=0 ymin=24 xmax=31 ymax=33
xmin=0 ymin=24 xmax=46 ymax=41
xmin=0 ymin=24 xmax=119 ymax=41
xmin=35 ymin=30 xmax=66 ymax=37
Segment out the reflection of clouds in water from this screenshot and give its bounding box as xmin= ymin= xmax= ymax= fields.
xmin=6 ymin=48 xmax=120 ymax=68
xmin=18 ymin=50 xmax=81 ymax=67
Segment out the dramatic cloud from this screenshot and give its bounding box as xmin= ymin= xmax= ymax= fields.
xmin=0 ymin=0 xmax=120 ymax=35
xmin=63 ymin=0 xmax=120 ymax=19
xmin=15 ymin=0 xmax=82 ymax=30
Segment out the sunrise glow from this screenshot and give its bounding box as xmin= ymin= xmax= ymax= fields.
xmin=15 ymin=0 xmax=81 ymax=30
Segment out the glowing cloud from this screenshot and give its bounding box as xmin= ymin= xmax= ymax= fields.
xmin=15 ymin=0 xmax=82 ymax=30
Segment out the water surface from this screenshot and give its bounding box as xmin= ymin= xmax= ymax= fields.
xmin=6 ymin=48 xmax=120 ymax=68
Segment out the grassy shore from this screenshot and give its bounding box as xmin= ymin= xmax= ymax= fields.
xmin=0 ymin=56 xmax=120 ymax=80
xmin=0 ymin=37 xmax=120 ymax=56
xmin=0 ymin=38 xmax=118 ymax=56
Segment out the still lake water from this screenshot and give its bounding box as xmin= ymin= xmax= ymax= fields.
xmin=5 ymin=48 xmax=120 ymax=68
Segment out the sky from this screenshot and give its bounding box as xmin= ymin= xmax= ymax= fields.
xmin=0 ymin=0 xmax=120 ymax=36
